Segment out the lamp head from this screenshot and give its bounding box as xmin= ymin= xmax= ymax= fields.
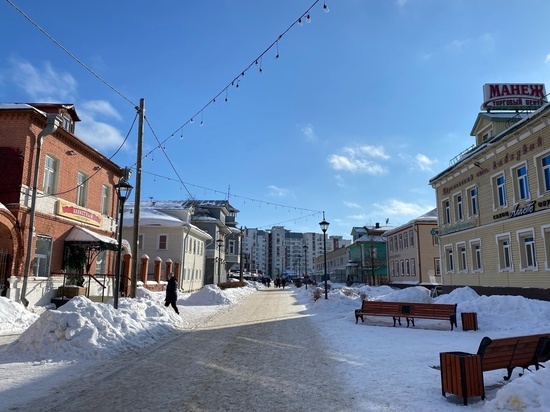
xmin=115 ymin=178 xmax=133 ymax=202
xmin=319 ymin=219 xmax=329 ymax=233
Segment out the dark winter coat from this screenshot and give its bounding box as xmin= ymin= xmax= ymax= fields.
xmin=165 ymin=277 xmax=178 ymax=303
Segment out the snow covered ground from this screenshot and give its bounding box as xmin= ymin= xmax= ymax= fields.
xmin=1 ymin=283 xmax=549 ymax=411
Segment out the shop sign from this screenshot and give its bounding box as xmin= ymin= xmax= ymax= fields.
xmin=508 ymin=201 xmax=536 ymax=219
xmin=493 ymin=136 xmax=543 ymax=169
xmin=57 ymin=200 xmax=103 ymax=227
xmin=440 ymin=218 xmax=478 ymax=235
xmin=481 ymin=83 xmax=547 ymax=111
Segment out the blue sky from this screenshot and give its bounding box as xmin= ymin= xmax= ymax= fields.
xmin=2 ymin=0 xmax=550 ymax=239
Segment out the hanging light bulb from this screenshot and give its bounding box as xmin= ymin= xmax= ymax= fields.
xmin=190 ymin=118 xmax=194 ymax=124
xmin=306 ymin=13 xmax=311 ymax=23
xmin=298 ymin=17 xmax=303 ymax=26
xmin=323 ymin=1 xmax=329 ymax=12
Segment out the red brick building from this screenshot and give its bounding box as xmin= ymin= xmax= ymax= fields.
xmin=0 ymin=103 xmax=125 ymax=306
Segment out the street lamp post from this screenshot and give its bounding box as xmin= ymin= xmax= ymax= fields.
xmin=217 ymin=237 xmax=223 ymax=285
xmin=303 ymin=244 xmax=308 ymax=289
xmin=114 ymin=178 xmax=133 ymax=309
xmin=319 ymin=213 xmax=330 ymax=300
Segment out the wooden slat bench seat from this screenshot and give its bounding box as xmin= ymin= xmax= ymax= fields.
xmin=440 ymin=333 xmax=550 ymax=405
xmin=354 ymin=300 xmax=458 ymax=330
xmin=477 ymin=333 xmax=550 ymax=380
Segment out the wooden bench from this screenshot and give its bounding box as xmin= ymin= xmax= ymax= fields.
xmin=440 ymin=333 xmax=550 ymax=405
xmin=477 ymin=333 xmax=550 ymax=380
xmin=354 ymin=300 xmax=458 ymax=330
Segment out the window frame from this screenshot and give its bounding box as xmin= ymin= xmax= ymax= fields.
xmin=496 ymin=233 xmax=513 ymax=272
xmin=444 ymin=245 xmax=454 ymax=273
xmin=456 ymin=242 xmax=467 ymax=273
xmin=76 ymin=171 xmax=88 ymax=207
xmin=512 ymin=162 xmax=530 ymax=202
xmin=517 ymin=229 xmax=537 ymax=271
xmin=453 ymin=192 xmax=464 ymax=221
xmin=157 ymin=234 xmax=168 ymax=251
xmin=469 ymin=239 xmax=483 ymax=273
xmin=467 ymin=185 xmax=478 ymax=217
xmin=534 ymin=150 xmax=550 ymax=195
xmin=43 ymin=154 xmax=59 ymax=195
xmin=491 ymin=172 xmax=507 ymax=209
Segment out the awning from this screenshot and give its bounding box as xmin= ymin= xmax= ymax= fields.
xmin=65 ymin=226 xmax=131 ymax=254
xmin=66 ymin=226 xmax=117 ymax=245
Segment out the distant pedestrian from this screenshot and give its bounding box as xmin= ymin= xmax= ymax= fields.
xmin=282 ymin=278 xmax=287 ymax=289
xmin=164 ymin=273 xmax=179 ymax=314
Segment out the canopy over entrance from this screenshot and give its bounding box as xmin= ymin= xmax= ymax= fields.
xmin=65 ymin=226 xmax=118 ymax=249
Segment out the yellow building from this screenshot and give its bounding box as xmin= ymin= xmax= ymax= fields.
xmin=429 ymin=84 xmax=550 ymax=300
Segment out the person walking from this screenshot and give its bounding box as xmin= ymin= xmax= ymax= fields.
xmin=164 ymin=273 xmax=179 ymax=314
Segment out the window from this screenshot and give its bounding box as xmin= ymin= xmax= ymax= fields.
xmin=445 ymin=246 xmax=454 ymax=273
xmin=433 ymin=234 xmax=439 ymax=246
xmin=43 ymin=155 xmax=59 ymax=195
xmin=409 ymin=230 xmax=414 ymax=248
xmin=76 ymin=171 xmax=88 ymax=207
xmin=401 ymin=260 xmax=405 ymax=276
xmin=457 ymin=243 xmax=467 ymax=272
xmin=535 ymin=152 xmax=550 ymax=194
xmin=403 ymin=232 xmax=408 ymax=248
xmin=454 ymin=193 xmax=464 ymax=221
xmin=513 ymin=164 xmax=530 ymax=201
xmin=468 ymin=186 xmax=478 ymax=217
xmin=470 ymin=240 xmax=482 ymax=272
xmin=492 ymin=174 xmax=507 ymax=208
xmin=389 ymin=237 xmax=394 ymax=252
xmin=158 ymin=234 xmax=168 ymax=250
xmin=542 ymin=225 xmax=550 ymax=270
xmin=95 ymin=250 xmax=106 ymax=274
xmin=496 ymin=234 xmax=512 ymax=271
xmin=435 ymin=258 xmax=441 ymax=275
xmin=394 ymin=236 xmax=398 ymax=251
xmin=405 ymin=259 xmax=410 ymax=276
xmin=411 ymin=258 xmax=416 ymax=276
xmin=443 ymin=199 xmax=451 ymax=224
xmin=101 ymin=185 xmax=110 ymax=215
xmin=399 ymin=234 xmax=403 ymax=250
xmin=34 ymin=235 xmax=52 ymax=277
xmin=517 ymin=230 xmax=537 ymax=270
xmin=394 ymin=260 xmax=399 ymax=276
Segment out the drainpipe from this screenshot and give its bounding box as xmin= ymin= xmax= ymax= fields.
xmin=21 ymin=114 xmax=61 ymax=307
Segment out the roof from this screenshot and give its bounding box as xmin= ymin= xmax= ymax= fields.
xmin=383 ymin=208 xmax=438 ymax=236
xmin=430 ymin=103 xmax=550 ymax=185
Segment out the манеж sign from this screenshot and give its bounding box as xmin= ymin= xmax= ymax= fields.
xmin=481 ymin=83 xmax=547 ymax=111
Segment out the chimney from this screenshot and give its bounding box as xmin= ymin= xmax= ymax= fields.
xmin=375 ymin=222 xmax=380 ymax=229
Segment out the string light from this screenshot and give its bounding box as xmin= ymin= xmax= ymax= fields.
xmin=323 ymin=1 xmax=329 ymax=12
xmin=306 ymin=13 xmax=311 ymax=23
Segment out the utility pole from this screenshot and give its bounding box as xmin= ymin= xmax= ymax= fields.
xmin=130 ymin=98 xmax=144 ymax=298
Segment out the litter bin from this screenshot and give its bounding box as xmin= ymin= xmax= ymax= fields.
xmin=461 ymin=312 xmax=478 ymax=331
xmin=440 ymin=351 xmax=484 ymax=405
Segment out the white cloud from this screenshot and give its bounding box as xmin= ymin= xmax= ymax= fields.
xmin=300 ymin=123 xmax=316 ymax=141
xmin=76 ymin=111 xmax=127 ymax=152
xmin=7 ymin=58 xmax=127 ymax=152
xmin=373 ymin=199 xmax=433 ymax=217
xmin=545 ymin=54 xmax=550 ymax=64
xmin=267 ymin=185 xmax=289 ymax=197
xmin=81 ymin=100 xmax=122 ymax=121
xmin=343 ymin=201 xmax=361 ymax=209
xmin=328 ymin=145 xmax=389 ymax=175
xmin=416 ymin=153 xmax=436 ymax=172
xmin=10 ymin=58 xmax=77 ymax=101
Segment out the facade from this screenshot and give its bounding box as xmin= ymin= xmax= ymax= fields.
xmin=346 ymin=223 xmax=392 ymax=285
xmin=241 ymin=226 xmax=347 ymax=278
xmin=180 ymin=200 xmax=240 ymax=285
xmin=122 ymin=204 xmax=212 ymax=292
xmin=0 ymin=103 xmax=124 ymax=306
xmin=385 ymin=209 xmax=440 ymax=288
xmin=429 ymin=84 xmax=550 ymax=300
xmin=312 ymin=245 xmax=348 ymax=283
